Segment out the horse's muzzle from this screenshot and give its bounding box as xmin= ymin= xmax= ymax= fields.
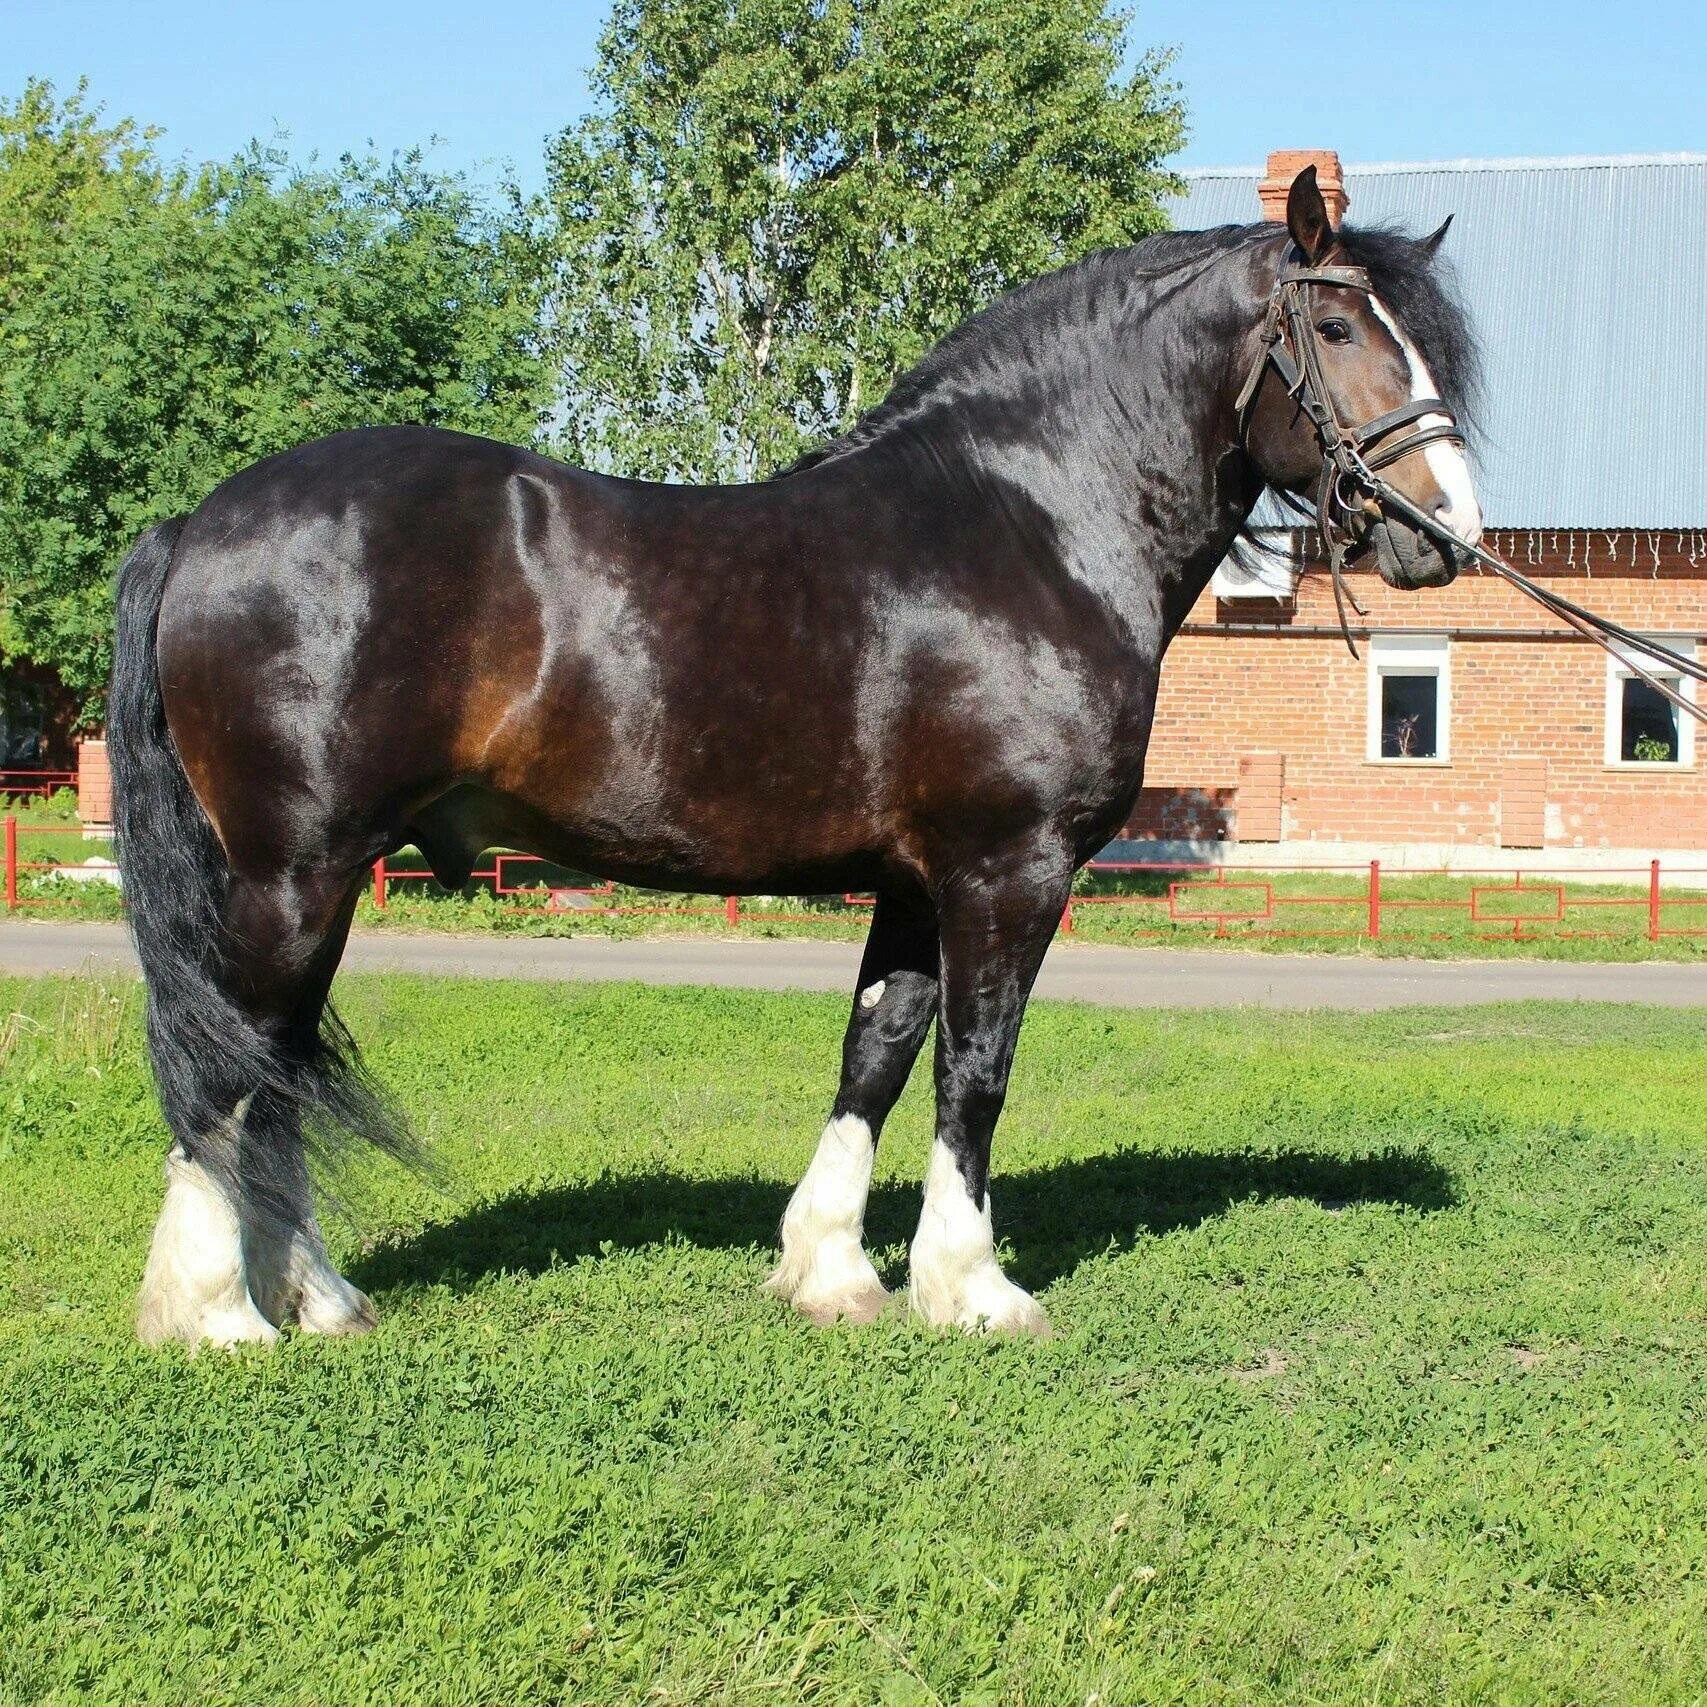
xmin=1353 ymin=519 xmax=1465 ymax=589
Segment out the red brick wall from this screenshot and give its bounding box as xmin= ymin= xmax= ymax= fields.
xmin=1121 ymin=785 xmax=1235 ymax=842
xmin=1498 ymin=758 xmax=1548 ymax=849
xmin=77 ymin=738 xmax=113 ymax=825
xmin=1141 ymin=531 xmax=1707 ymax=849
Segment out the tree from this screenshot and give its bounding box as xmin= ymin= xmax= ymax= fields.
xmin=545 ymin=0 xmax=1185 ymax=483
xmin=0 ymin=78 xmax=161 ymax=314
xmin=0 ymin=81 xmax=555 ymax=716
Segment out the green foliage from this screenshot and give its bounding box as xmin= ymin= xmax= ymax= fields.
xmin=0 ymin=80 xmax=555 ymax=714
xmin=0 ymin=10 xmax=1191 ymax=704
xmin=2 ymin=977 xmax=1706 ymax=1700
xmin=546 ymin=0 xmax=1185 ymax=480
xmin=0 ymin=78 xmax=161 ymax=314
xmin=1633 ymin=733 xmax=1674 ymax=762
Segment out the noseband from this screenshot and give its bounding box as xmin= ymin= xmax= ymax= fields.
xmin=1234 ymin=262 xmax=1467 ymax=652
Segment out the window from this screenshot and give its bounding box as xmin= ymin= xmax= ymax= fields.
xmin=0 ymin=675 xmax=46 ymax=769
xmin=1366 ymin=634 xmax=1450 ymax=763
xmin=1605 ymin=639 xmax=1697 ymax=768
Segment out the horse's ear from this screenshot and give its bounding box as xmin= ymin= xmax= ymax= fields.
xmin=1286 ymin=165 xmax=1337 ymax=264
xmin=1419 ymin=214 xmax=1454 ymax=257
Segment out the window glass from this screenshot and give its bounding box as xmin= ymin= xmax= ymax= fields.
xmin=1620 ymin=676 xmax=1681 ymax=763
xmin=0 ymin=678 xmax=45 ymax=768
xmin=1380 ymin=672 xmax=1439 ymax=759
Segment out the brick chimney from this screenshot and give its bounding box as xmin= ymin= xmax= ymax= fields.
xmin=1256 ymin=149 xmax=1349 ymax=226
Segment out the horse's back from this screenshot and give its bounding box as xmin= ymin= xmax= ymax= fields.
xmin=152 ymin=423 xmax=1136 ymax=892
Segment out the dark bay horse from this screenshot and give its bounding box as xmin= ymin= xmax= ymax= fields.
xmin=110 ymin=170 xmax=1481 ymax=1346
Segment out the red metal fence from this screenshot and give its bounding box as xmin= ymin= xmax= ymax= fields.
xmin=0 ymin=770 xmax=77 ymax=804
xmin=7 ymin=815 xmax=1706 ymax=944
xmin=1062 ymin=859 xmax=1707 ymax=943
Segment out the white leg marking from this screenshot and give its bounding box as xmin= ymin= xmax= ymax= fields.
xmin=859 ymin=980 xmax=887 ymax=1010
xmin=248 ymin=1214 xmax=378 ymax=1338
xmin=1370 ymin=295 xmax=1482 ymax=544
xmin=908 ymin=1141 xmax=1048 ymax=1336
xmin=764 ymin=1114 xmax=890 ymax=1325
xmin=135 ymin=1147 xmax=278 ymax=1349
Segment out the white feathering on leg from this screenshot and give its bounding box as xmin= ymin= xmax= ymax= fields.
xmin=135 ymin=1144 xmax=278 ymax=1349
xmin=765 ymin=1114 xmax=890 ymax=1325
xmin=247 ymin=1213 xmax=378 ymax=1337
xmin=908 ymin=1140 xmax=1048 ymax=1335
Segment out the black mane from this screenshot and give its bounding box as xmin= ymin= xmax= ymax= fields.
xmin=1337 ymin=223 xmax=1482 ymax=428
xmin=777 ymin=218 xmax=1481 ymax=476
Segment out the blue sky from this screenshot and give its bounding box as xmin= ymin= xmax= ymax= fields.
xmin=9 ymin=0 xmax=1703 ymax=188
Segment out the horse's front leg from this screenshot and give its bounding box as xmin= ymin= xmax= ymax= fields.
xmin=908 ymin=846 xmax=1069 ymax=1336
xmin=766 ymin=894 xmax=938 ymax=1325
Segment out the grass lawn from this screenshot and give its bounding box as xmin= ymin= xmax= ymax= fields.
xmin=2 ymin=974 xmax=1704 ymax=1703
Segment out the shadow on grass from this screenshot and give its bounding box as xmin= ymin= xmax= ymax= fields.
xmin=352 ymin=1143 xmax=1454 ymax=1299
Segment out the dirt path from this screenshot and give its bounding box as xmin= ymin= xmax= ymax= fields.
xmin=4 ymin=920 xmax=1703 ymax=1008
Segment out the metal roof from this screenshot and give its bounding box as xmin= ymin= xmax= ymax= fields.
xmin=1165 ymin=154 xmax=1707 ymax=527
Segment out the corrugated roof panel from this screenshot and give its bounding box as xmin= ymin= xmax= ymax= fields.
xmin=1165 ymin=155 xmax=1707 ymax=527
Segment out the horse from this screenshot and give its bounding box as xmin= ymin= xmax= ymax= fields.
xmin=109 ymin=167 xmax=1482 ymax=1347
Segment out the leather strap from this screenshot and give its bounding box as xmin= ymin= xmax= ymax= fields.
xmin=1234 ymin=252 xmax=1471 ymax=655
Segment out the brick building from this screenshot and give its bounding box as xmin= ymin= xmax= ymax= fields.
xmin=1118 ymin=151 xmax=1707 ymax=869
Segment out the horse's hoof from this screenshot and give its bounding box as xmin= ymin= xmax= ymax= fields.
xmin=136 ymin=1287 xmax=280 ymax=1351
xmin=909 ymin=1269 xmax=1051 ymax=1338
xmin=764 ymin=1229 xmax=889 ymax=1327
xmin=976 ymin=1291 xmax=1052 ymax=1339
xmin=297 ymin=1281 xmax=379 ymax=1337
xmin=793 ymin=1277 xmax=892 ymax=1327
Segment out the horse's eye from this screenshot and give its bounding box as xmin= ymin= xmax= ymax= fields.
xmin=1319 ymin=318 xmax=1353 ymax=345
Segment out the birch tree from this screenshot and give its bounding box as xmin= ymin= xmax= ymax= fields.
xmin=546 ymin=0 xmax=1185 ymax=481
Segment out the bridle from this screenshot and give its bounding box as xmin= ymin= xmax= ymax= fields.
xmin=1233 ymin=261 xmax=1468 ymax=654
xmin=1232 ymin=256 xmax=1707 ymax=723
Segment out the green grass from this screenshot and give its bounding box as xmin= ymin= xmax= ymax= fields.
xmin=3 ymin=797 xmax=121 ymax=920
xmin=3 ymin=974 xmax=1704 ymax=1703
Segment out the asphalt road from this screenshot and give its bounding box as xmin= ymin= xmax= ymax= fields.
xmin=2 ymin=920 xmax=1702 ymax=1008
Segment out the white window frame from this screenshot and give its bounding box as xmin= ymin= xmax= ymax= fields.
xmin=1604 ymin=637 xmax=1697 ymax=769
xmin=1366 ymin=633 xmax=1451 ymax=764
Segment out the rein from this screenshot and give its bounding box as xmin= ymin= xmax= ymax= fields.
xmin=1236 ymin=261 xmax=1707 ymax=726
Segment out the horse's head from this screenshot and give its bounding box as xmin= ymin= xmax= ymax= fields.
xmin=1237 ymin=166 xmax=1482 ymax=591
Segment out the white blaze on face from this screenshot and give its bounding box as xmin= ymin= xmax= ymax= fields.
xmin=1368 ymin=295 xmax=1482 ymax=545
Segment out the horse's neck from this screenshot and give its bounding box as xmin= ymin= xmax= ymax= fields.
xmin=889 ymin=266 xmax=1264 ymax=655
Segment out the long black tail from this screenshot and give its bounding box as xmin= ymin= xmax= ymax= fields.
xmin=109 ymin=519 xmax=416 ymax=1222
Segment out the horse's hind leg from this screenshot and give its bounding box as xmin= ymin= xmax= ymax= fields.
xmin=228 ymin=877 xmax=380 ymax=1337
xmin=137 ymin=1100 xmax=279 ymax=1348
xmin=136 ymin=868 xmax=376 ymax=1345
xmin=766 ymin=894 xmax=938 ymax=1325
